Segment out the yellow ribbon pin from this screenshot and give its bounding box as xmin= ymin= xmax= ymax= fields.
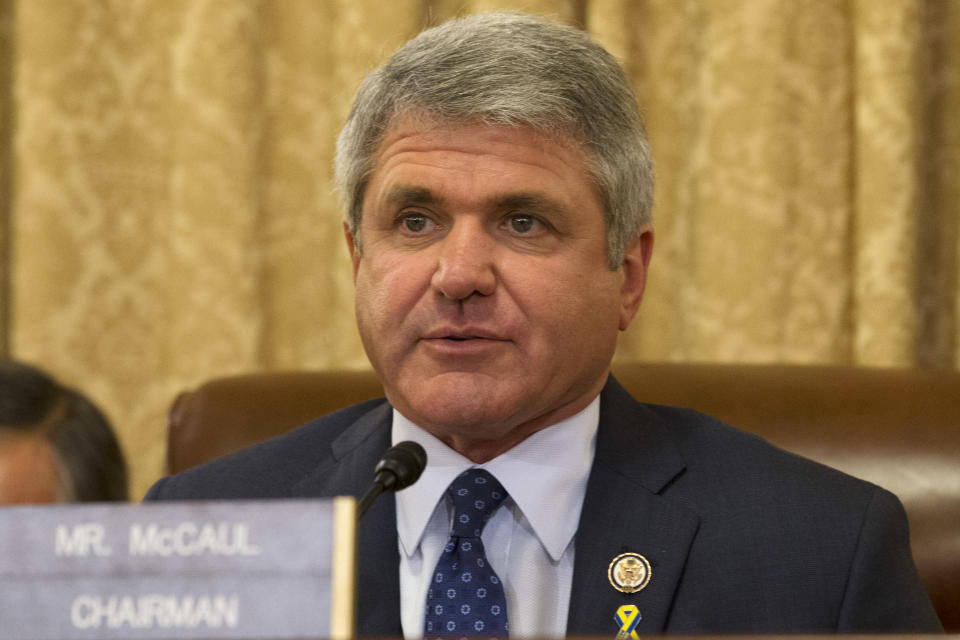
xmin=614 ymin=604 xmax=641 ymax=640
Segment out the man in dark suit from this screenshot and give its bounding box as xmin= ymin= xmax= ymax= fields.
xmin=146 ymin=11 xmax=942 ymax=636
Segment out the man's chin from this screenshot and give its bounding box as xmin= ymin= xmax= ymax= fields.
xmin=390 ymin=372 xmax=528 ymax=433
xmin=403 ymin=396 xmax=518 ymax=432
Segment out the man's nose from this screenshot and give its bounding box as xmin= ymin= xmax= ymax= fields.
xmin=431 ymin=221 xmax=497 ymax=301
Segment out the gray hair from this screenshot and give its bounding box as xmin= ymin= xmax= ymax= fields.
xmin=334 ymin=12 xmax=654 ymax=268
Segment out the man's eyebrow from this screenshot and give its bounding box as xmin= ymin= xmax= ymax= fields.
xmin=383 ymin=187 xmax=566 ymax=215
xmin=492 ymin=192 xmax=566 ymax=214
xmin=385 ymin=185 xmax=443 ymax=207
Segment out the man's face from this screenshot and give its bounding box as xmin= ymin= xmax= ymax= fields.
xmin=0 ymin=431 xmax=60 ymax=504
xmin=348 ymin=118 xmax=652 ymax=460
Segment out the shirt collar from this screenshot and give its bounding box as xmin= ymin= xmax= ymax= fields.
xmin=393 ymin=396 xmax=599 ymax=562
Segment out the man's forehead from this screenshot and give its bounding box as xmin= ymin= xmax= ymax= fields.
xmin=375 ymin=112 xmax=586 ymax=161
xmin=368 ymin=118 xmax=592 ymax=186
xmin=357 ymin=114 xmax=606 ymax=225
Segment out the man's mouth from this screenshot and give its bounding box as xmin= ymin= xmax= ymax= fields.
xmin=423 ymin=328 xmax=508 ymax=343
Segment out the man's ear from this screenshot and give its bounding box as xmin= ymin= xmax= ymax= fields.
xmin=344 ymin=221 xmax=361 ymax=281
xmin=618 ymin=225 xmax=654 ymax=331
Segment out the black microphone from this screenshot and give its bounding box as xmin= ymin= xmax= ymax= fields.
xmin=357 ymin=441 xmax=427 ymax=518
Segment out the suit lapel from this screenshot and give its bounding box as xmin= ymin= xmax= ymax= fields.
xmin=291 ymin=402 xmax=404 ymax=637
xmin=567 ymin=377 xmax=700 ymax=636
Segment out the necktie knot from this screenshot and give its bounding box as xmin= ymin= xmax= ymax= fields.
xmin=447 ymin=468 xmax=508 ymax=538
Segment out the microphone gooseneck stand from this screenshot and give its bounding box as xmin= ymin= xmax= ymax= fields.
xmin=357 ymin=440 xmax=427 ymax=518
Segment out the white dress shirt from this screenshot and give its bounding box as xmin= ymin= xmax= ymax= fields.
xmin=393 ymin=397 xmax=599 ymax=639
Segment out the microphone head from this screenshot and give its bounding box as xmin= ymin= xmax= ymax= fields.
xmin=374 ymin=441 xmax=427 ymax=491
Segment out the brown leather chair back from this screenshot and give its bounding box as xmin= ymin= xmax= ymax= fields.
xmin=166 ymin=362 xmax=960 ymax=630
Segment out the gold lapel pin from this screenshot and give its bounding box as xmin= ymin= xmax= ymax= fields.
xmin=608 ymin=552 xmax=652 ymax=594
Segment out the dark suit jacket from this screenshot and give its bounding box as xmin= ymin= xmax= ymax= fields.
xmin=145 ymin=376 xmax=942 ymax=634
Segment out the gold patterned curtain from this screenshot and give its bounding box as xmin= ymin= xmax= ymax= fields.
xmin=1 ymin=0 xmax=957 ymax=499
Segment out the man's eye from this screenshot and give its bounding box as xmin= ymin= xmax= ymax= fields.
xmin=508 ymin=215 xmax=537 ymax=234
xmin=401 ymin=214 xmax=430 ymax=233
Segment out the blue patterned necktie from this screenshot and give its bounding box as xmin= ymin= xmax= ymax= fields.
xmin=424 ymin=468 xmax=510 ymax=639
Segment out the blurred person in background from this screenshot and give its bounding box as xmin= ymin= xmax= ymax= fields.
xmin=0 ymin=359 xmax=128 ymax=503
